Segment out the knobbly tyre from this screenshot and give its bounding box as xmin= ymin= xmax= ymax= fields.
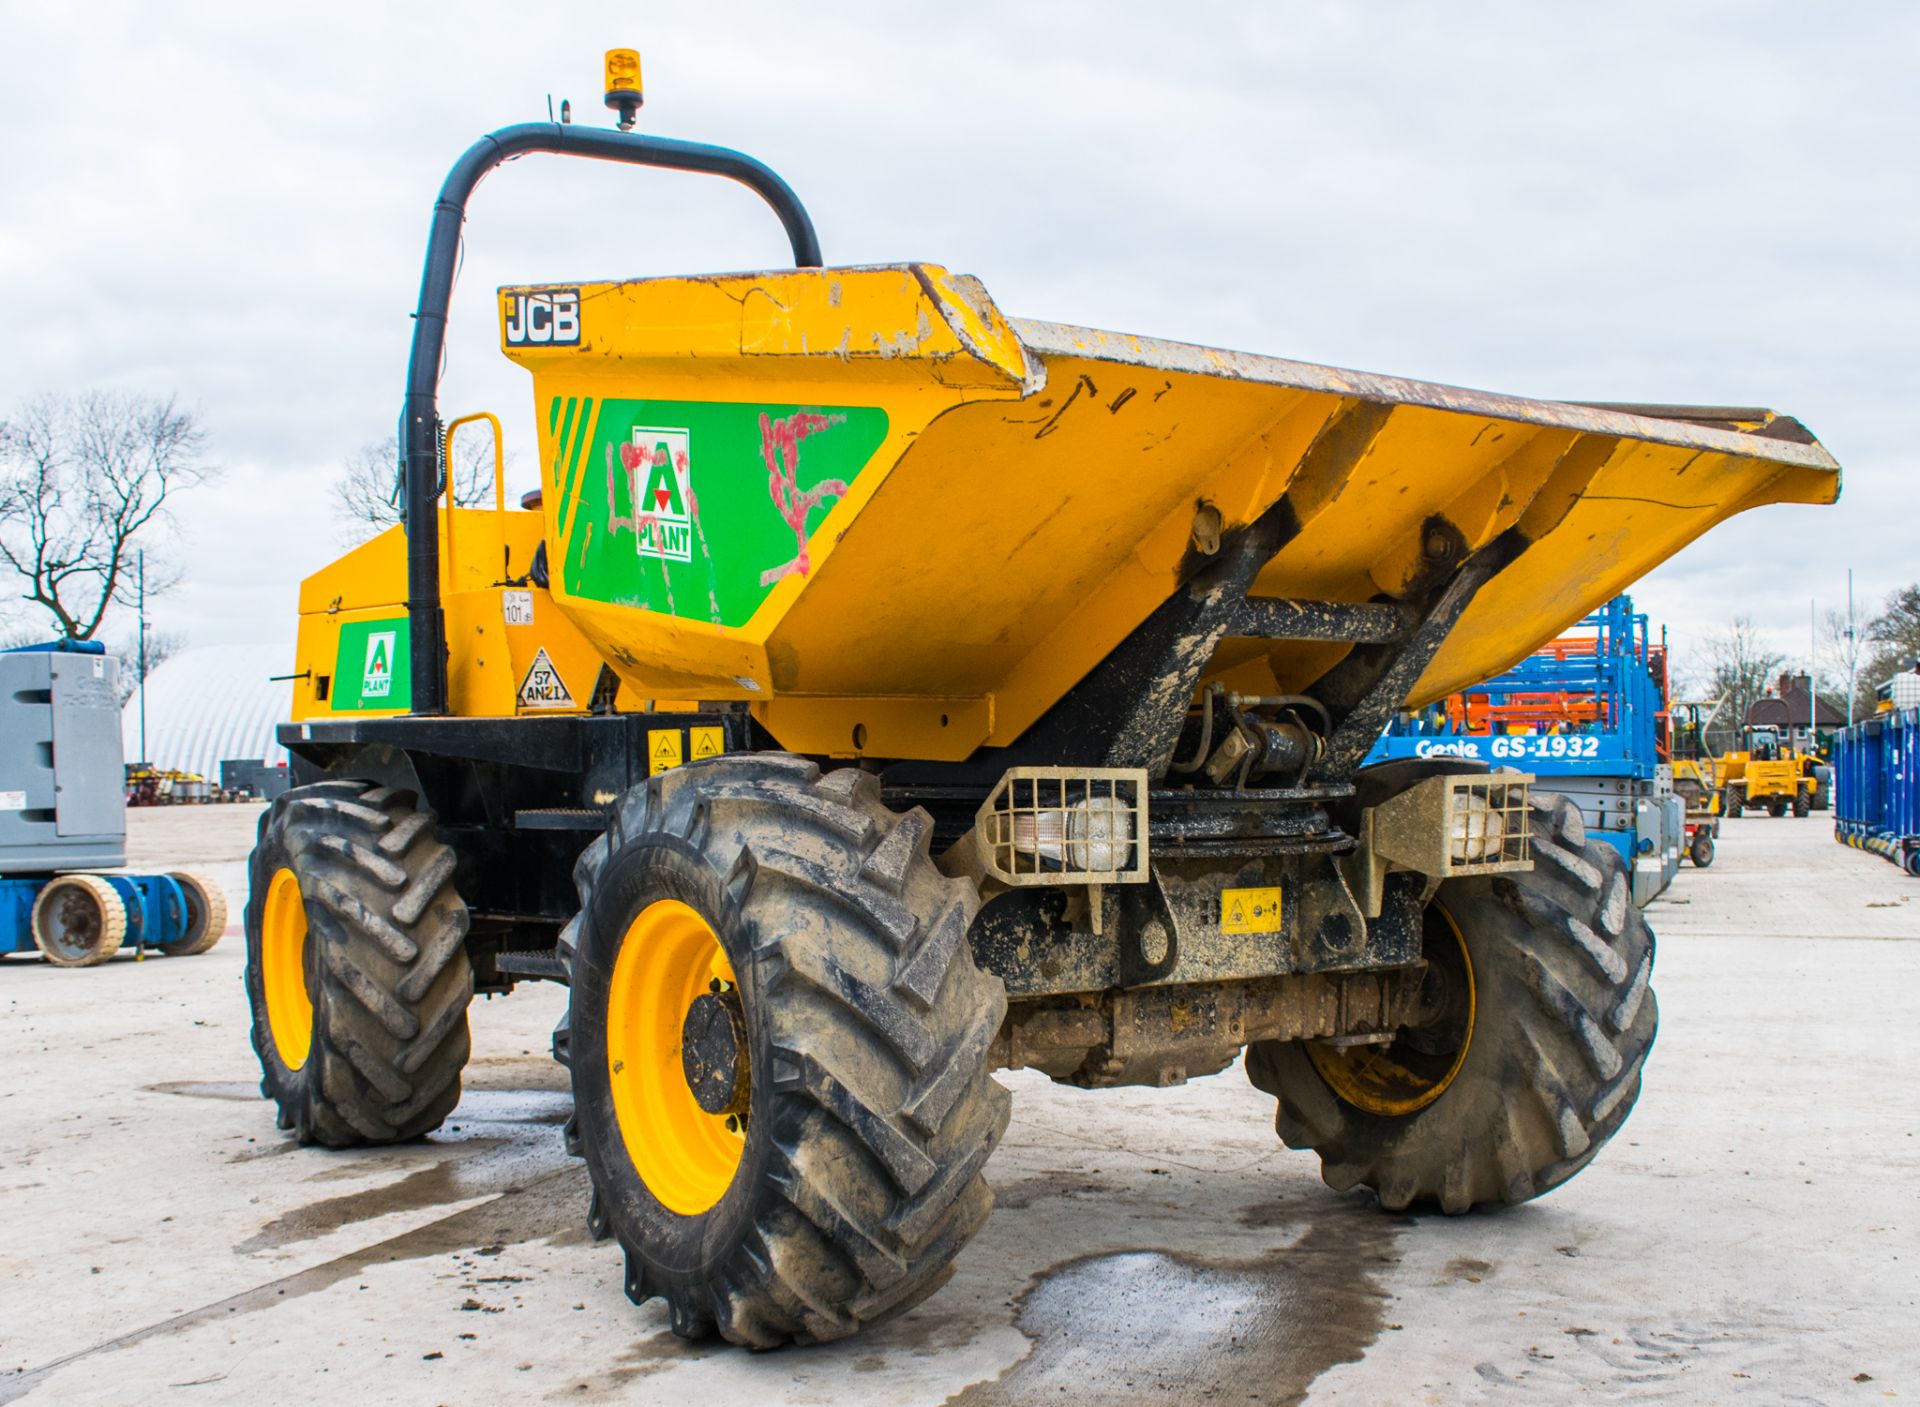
xmin=244 ymin=51 xmax=1842 ymax=1347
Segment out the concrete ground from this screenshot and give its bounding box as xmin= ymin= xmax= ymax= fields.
xmin=1 ymin=804 xmax=1915 ymax=1405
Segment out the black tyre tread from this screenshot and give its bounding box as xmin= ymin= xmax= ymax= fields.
xmin=244 ymin=781 xmax=473 ymax=1148
xmin=559 ymin=754 xmax=1008 ymax=1348
xmin=1248 ymin=790 xmax=1657 ymax=1214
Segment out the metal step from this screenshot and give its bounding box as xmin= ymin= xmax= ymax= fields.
xmin=497 ymin=950 xmax=568 ymax=981
xmin=514 ymin=808 xmax=609 ymax=831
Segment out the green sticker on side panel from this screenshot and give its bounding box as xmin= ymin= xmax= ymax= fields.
xmin=560 ymin=398 xmax=889 ymax=628
xmin=332 ymin=617 xmax=411 ymax=711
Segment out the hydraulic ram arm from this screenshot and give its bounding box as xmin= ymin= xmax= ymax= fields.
xmin=400 ymin=121 xmax=822 ymax=715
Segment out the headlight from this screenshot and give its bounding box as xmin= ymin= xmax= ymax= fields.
xmin=1011 ymin=795 xmax=1134 ymax=873
xmin=1450 ymin=792 xmax=1507 ymax=863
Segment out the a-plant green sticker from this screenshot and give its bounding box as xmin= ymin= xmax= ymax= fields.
xmin=332 ymin=617 xmax=411 ymax=711
xmin=552 ymin=397 xmax=888 ymax=628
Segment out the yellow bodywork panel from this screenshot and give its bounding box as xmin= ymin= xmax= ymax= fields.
xmin=291 ymin=508 xmax=605 ymax=721
xmin=312 ymin=260 xmax=1838 ymax=763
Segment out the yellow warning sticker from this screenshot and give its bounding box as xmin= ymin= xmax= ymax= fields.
xmin=516 ymin=646 xmax=575 ymax=710
xmin=647 ymin=728 xmax=684 ymax=776
xmin=1220 ymin=886 xmax=1283 ymax=935
xmin=690 ymin=725 xmax=725 ymax=761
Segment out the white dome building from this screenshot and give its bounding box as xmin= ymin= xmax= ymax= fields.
xmin=123 ymin=643 xmax=294 ymax=782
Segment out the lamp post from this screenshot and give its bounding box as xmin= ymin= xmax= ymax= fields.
xmin=137 ymin=550 xmax=148 ymax=766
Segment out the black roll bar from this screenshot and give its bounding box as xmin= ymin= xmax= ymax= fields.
xmin=401 ymin=122 xmax=822 ymax=714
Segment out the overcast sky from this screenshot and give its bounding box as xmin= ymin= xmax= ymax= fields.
xmin=2 ymin=2 xmax=1914 ymax=683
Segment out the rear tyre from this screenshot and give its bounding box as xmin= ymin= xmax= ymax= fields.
xmin=1247 ymin=792 xmax=1657 ymax=1213
xmin=243 ymin=781 xmax=473 ymax=1147
xmin=1768 ymin=797 xmax=1788 ymax=819
xmin=556 ymin=754 xmax=1009 ymax=1348
xmin=159 ymin=871 xmax=228 ymax=956
xmin=31 ymin=875 xmax=127 ymax=968
xmin=1725 ymin=787 xmax=1745 ymax=819
xmin=1688 ymin=832 xmax=1715 ymax=868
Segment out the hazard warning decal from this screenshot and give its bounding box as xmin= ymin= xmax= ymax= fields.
xmin=517 ymin=647 xmax=576 ymax=710
xmin=1219 ymin=886 xmax=1283 ymax=935
xmin=647 ymin=728 xmax=684 ymax=776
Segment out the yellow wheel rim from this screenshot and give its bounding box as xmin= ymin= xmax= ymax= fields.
xmin=261 ymin=867 xmax=314 ymax=1071
xmin=606 ymin=898 xmax=747 ymax=1216
xmin=1308 ymin=903 xmax=1475 ymax=1117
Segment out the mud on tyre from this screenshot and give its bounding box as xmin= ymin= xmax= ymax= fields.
xmin=554 ymin=754 xmax=1009 ymax=1348
xmin=1248 ymin=792 xmax=1657 ymax=1212
xmin=244 ymin=780 xmax=474 ymax=1147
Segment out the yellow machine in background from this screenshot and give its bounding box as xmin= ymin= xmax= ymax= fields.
xmin=1720 ymin=724 xmax=1816 ymax=818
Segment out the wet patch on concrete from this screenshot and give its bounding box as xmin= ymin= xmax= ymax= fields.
xmin=0 ymin=1163 xmax=594 ymax=1406
xmin=227 ymin=1138 xmax=303 ymax=1163
xmin=238 ymin=1140 xmax=508 ymax=1252
xmin=145 ymin=1080 xmax=260 ymax=1101
xmin=1442 ymin=1254 xmax=1496 ymax=1284
xmin=4 ymin=1079 xmax=589 ymax=1405
xmin=447 ymin=1088 xmax=574 ymax=1124
xmin=991 ymin=1171 xmax=1113 ymax=1211
xmin=945 ymin=1207 xmax=1401 ymax=1407
xmin=543 ymin=1334 xmax=722 ymax=1400
xmin=148 ymin=1079 xmax=572 ymax=1126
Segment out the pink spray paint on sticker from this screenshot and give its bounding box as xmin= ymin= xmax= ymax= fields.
xmin=758 ymin=410 xmax=848 ymax=588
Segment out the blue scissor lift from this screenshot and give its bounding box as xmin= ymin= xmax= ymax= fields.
xmin=1367 ymin=595 xmax=1684 ymax=905
xmin=1 ymin=640 xmax=226 ymax=967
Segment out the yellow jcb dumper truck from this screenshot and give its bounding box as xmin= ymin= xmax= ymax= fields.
xmin=243 ymin=54 xmax=1842 ymax=1347
xmin=1720 ymin=725 xmax=1816 ymax=818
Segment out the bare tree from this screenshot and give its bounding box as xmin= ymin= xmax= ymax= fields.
xmin=1815 ymin=606 xmax=1870 ymax=724
xmin=1699 ymin=615 xmax=1785 ymax=749
xmin=113 ymin=628 xmax=186 ymax=707
xmin=1862 ymin=584 xmax=1920 ymax=697
xmin=334 ymin=433 xmax=507 ymax=544
xmin=0 ymin=392 xmax=216 ymax=640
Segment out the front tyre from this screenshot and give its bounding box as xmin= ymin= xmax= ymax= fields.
xmin=243 ymin=781 xmax=473 ymax=1147
xmin=1248 ymin=793 xmax=1657 ymax=1213
xmin=557 ymin=755 xmax=1009 ymax=1348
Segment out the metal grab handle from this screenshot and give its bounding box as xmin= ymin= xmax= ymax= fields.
xmin=402 ymin=122 xmax=824 ymax=714
xmin=441 ymin=412 xmax=509 ymax=590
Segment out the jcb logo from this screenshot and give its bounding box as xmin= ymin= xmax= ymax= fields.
xmin=504 ymin=289 xmax=581 ymax=347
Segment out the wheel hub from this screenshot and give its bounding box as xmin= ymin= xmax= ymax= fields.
xmin=1307 ymin=901 xmax=1475 ymax=1116
xmin=48 ymin=891 xmax=101 ymax=954
xmin=681 ymin=987 xmax=747 ymax=1116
